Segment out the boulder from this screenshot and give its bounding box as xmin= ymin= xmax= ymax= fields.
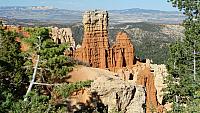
xmin=90 ymin=74 xmax=145 ymax=113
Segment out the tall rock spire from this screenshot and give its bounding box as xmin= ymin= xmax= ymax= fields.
xmin=74 ymin=10 xmax=135 ymax=71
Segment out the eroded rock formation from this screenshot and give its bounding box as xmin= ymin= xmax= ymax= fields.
xmin=90 ymin=74 xmax=145 ymax=113
xmin=116 ymin=61 xmax=167 ymax=113
xmin=150 ymin=64 xmax=168 ymax=105
xmin=51 ymin=27 xmax=75 ymax=49
xmin=74 ymin=10 xmax=109 ymax=68
xmin=109 ymin=32 xmax=135 ymax=71
xmin=2 ymin=25 xmax=30 ymax=37
xmin=65 ymin=67 xmax=145 ymax=113
xmin=66 ymin=10 xmax=168 ymax=113
xmin=137 ymin=67 xmax=165 ymax=113
xmin=74 ymin=10 xmax=135 ymax=71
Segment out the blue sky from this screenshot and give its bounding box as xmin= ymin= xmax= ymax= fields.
xmin=0 ymin=0 xmax=178 ymax=11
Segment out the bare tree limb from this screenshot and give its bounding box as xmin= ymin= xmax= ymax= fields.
xmin=24 ymin=55 xmax=40 ymax=101
xmin=33 ymin=82 xmax=62 ymax=86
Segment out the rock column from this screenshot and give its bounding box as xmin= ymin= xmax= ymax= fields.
xmin=75 ymin=10 xmax=109 ymax=68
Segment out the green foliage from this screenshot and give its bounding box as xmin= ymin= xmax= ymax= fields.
xmin=165 ymin=0 xmax=200 ymax=112
xmin=0 ymin=27 xmax=29 ymax=112
xmin=53 ymin=80 xmax=93 ymax=99
xmin=184 ymin=91 xmax=200 ymax=112
xmin=0 ymin=80 xmax=92 ymax=113
xmin=0 ymin=92 xmax=14 ymax=112
xmin=23 ymin=27 xmax=74 ymax=83
xmin=11 ymin=92 xmax=50 ymax=113
xmin=0 ymin=29 xmax=28 ymax=95
xmin=0 ymin=25 xmax=94 ymax=112
xmin=168 ymin=0 xmax=200 ymax=17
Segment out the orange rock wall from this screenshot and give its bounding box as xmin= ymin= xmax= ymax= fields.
xmin=2 ymin=25 xmax=30 ymax=37
xmin=117 ymin=63 xmax=166 ymax=113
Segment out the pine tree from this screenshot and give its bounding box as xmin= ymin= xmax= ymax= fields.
xmin=0 ymin=26 xmax=28 ymax=112
xmin=165 ymin=0 xmax=200 ymax=112
xmin=22 ymin=27 xmax=75 ymax=97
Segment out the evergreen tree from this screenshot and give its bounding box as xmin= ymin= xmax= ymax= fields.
xmin=0 ymin=26 xmax=28 ymax=112
xmin=165 ymin=0 xmax=200 ymax=112
xmin=23 ymin=27 xmax=74 ymax=85
xmin=0 ymin=22 xmax=98 ymax=113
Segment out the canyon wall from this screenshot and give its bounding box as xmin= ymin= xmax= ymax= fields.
xmin=65 ymin=66 xmax=145 ymax=113
xmin=116 ymin=61 xmax=168 ymax=113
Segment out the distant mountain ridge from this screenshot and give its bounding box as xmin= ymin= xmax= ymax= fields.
xmin=0 ymin=6 xmax=185 ymax=25
xmin=110 ymin=8 xmax=178 ymax=13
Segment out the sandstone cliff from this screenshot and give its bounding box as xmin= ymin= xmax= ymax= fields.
xmin=115 ymin=61 xmax=167 ymax=113
xmin=109 ymin=32 xmax=135 ymax=71
xmin=66 ymin=62 xmax=168 ymax=113
xmin=70 ymin=10 xmax=169 ymax=112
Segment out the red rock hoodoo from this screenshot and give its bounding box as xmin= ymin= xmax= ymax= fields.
xmin=109 ymin=32 xmax=135 ymax=71
xmin=74 ymin=10 xmax=135 ymax=71
xmin=71 ymin=10 xmax=167 ymax=113
xmin=74 ymin=10 xmax=110 ymax=69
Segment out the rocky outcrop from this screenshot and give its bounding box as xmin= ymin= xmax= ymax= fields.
xmin=66 ymin=66 xmax=145 ymax=113
xmin=2 ymin=25 xmax=30 ymax=37
xmin=74 ymin=10 xmax=135 ymax=71
xmin=51 ymin=27 xmax=75 ymax=49
xmin=115 ymin=61 xmax=167 ymax=113
xmin=137 ymin=67 xmax=159 ymax=113
xmin=68 ymin=10 xmax=168 ymax=112
xmin=90 ymin=75 xmax=145 ymax=113
xmin=150 ymin=64 xmax=168 ymax=105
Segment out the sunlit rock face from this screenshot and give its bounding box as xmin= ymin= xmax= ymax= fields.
xmin=109 ymin=32 xmax=135 ymax=71
xmin=74 ymin=10 xmax=135 ymax=71
xmin=51 ymin=27 xmax=75 ymax=49
xmin=74 ymin=10 xmax=109 ymax=69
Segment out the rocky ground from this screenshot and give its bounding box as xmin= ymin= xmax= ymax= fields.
xmin=66 ymin=61 xmax=168 ymax=113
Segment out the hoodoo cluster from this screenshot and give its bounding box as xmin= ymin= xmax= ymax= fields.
xmin=72 ymin=10 xmax=135 ymax=72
